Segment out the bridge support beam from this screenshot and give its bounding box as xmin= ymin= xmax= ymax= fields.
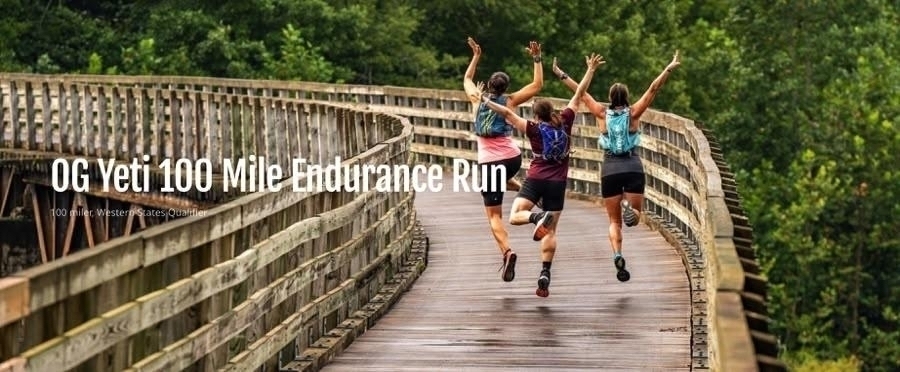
xmin=0 ymin=163 xmax=199 ymax=270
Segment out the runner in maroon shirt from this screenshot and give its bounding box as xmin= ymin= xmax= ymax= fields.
xmin=471 ymin=53 xmax=605 ymax=297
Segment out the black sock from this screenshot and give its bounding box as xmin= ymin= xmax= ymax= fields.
xmin=542 ymin=261 xmax=552 ymax=271
xmin=529 ymin=212 xmax=542 ymax=224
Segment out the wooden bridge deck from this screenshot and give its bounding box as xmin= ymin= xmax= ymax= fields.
xmin=322 ymin=178 xmax=692 ymax=371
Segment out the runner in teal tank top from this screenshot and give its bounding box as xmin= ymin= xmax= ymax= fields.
xmin=552 ymin=50 xmax=682 ymax=282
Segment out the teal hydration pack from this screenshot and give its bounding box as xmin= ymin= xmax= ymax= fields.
xmin=536 ymin=122 xmax=570 ymax=162
xmin=473 ymin=95 xmax=512 ymax=137
xmin=599 ymin=107 xmax=640 ymax=154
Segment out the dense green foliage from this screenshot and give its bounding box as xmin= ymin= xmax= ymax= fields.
xmin=2 ymin=1 xmax=898 ymax=370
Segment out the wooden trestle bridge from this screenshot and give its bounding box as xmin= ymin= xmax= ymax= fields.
xmin=0 ymin=74 xmax=786 ymax=371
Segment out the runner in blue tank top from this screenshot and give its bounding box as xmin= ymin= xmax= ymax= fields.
xmin=472 ymin=53 xmax=605 ymax=297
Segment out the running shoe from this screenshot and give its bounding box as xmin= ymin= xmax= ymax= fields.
xmin=499 ymin=249 xmax=517 ymax=282
xmin=532 ymin=212 xmax=553 ymax=241
xmin=536 ymin=269 xmax=551 ymax=297
xmin=622 ymin=200 xmax=638 ymax=227
xmin=615 ymin=255 xmax=631 ymax=282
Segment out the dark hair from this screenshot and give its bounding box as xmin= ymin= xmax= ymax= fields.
xmin=609 ymin=83 xmax=630 ymax=108
xmin=533 ymin=99 xmax=562 ymax=128
xmin=488 ymin=72 xmax=510 ymax=95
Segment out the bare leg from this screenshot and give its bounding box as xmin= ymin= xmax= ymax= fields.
xmin=509 ymin=197 xmax=535 ymax=225
xmin=539 ymin=212 xmax=560 ymax=262
xmin=604 ymin=194 xmax=624 ymax=255
xmin=535 ymin=211 xmax=560 ymax=297
xmin=506 ymin=178 xmax=521 ymax=192
xmin=484 ymin=205 xmax=510 ymax=255
xmin=604 ymin=194 xmax=631 ymax=282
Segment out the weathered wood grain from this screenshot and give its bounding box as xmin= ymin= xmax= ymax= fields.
xmin=323 ymin=177 xmax=691 ymax=371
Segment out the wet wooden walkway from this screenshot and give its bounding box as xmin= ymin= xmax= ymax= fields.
xmin=323 ymin=178 xmax=691 ymax=371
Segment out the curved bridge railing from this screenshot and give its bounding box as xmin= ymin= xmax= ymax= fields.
xmin=0 ymin=73 xmax=786 ymax=371
xmin=0 ymin=74 xmax=423 ymax=372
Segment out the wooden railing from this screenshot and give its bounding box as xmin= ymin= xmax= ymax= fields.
xmin=0 ymin=74 xmax=422 ymax=371
xmin=0 ymin=73 xmax=786 ymax=371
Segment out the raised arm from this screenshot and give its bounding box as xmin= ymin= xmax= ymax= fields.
xmin=630 ymin=50 xmax=681 ymax=125
xmin=469 ymin=82 xmax=528 ymax=133
xmin=463 ymin=37 xmax=482 ymax=108
xmin=505 ymin=41 xmax=544 ymax=107
xmin=553 ymin=57 xmax=607 ymax=119
xmin=566 ymin=54 xmax=604 ymax=111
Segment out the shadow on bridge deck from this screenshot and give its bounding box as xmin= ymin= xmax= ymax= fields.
xmin=323 ymin=177 xmax=691 ymax=371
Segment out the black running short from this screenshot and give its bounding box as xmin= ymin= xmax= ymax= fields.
xmin=480 ymin=155 xmax=522 ymax=207
xmin=518 ymin=178 xmax=567 ymax=211
xmin=600 ymin=172 xmax=646 ymax=198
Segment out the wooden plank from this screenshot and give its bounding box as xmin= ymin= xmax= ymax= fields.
xmin=152 ymin=89 xmax=164 ymax=162
xmin=18 ymin=336 xmax=65 ymax=372
xmin=252 ymin=97 xmax=264 ymax=162
xmin=206 ymin=93 xmax=220 ymax=172
xmin=353 ymin=112 xmax=366 ymax=160
xmin=97 ymin=86 xmax=109 ymax=157
xmin=40 ymin=83 xmax=50 ymax=152
xmin=297 ymin=103 xmax=311 ymax=160
xmin=318 ymin=190 xmax=375 ymax=233
xmin=195 ymin=91 xmax=206 ymax=163
xmin=0 ymin=277 xmax=29 ymax=327
xmin=325 ymin=105 xmax=338 ymax=161
xmin=308 ymin=105 xmax=321 ymax=164
xmin=181 ymin=91 xmax=195 ymax=160
xmin=220 ymin=95 xmax=233 ymax=161
xmin=285 ymin=101 xmax=299 ymax=161
xmin=63 ymin=83 xmax=76 ymax=154
xmin=712 ymin=292 xmax=757 ymax=372
xmin=23 ymin=82 xmax=35 ymax=150
xmin=264 ymin=98 xmax=277 ymax=171
xmin=112 ymin=87 xmax=124 ymax=159
xmin=276 ymin=101 xmax=288 ymax=169
xmin=61 ymin=302 xmax=141 ymax=369
xmin=63 ymin=235 xmax=144 ymax=298
xmin=239 ymin=96 xmax=251 ymax=159
xmin=0 ymin=81 xmax=6 ymax=145
xmin=125 ymin=88 xmax=137 ymax=160
xmin=170 ymin=90 xmax=182 ymax=160
xmin=9 ymin=81 xmax=18 ymax=147
xmin=254 ymin=217 xmax=322 ymax=271
xmin=140 ymin=90 xmax=152 ymax=159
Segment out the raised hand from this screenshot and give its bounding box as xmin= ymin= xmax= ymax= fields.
xmin=552 ymin=57 xmax=565 ymax=77
xmin=525 ymin=41 xmax=541 ymax=57
xmin=585 ymin=53 xmax=605 ymax=71
xmin=666 ymin=50 xmax=681 ymax=71
xmin=469 ymin=81 xmax=486 ymax=101
xmin=467 ymin=37 xmax=481 ymax=57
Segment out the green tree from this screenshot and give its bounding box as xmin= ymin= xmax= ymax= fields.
xmin=264 ymin=24 xmax=336 ymax=81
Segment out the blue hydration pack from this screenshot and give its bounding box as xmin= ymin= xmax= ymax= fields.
xmin=599 ymin=107 xmax=640 ymax=154
xmin=536 ymin=122 xmax=570 ymax=162
xmin=473 ymin=95 xmax=512 ymax=137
